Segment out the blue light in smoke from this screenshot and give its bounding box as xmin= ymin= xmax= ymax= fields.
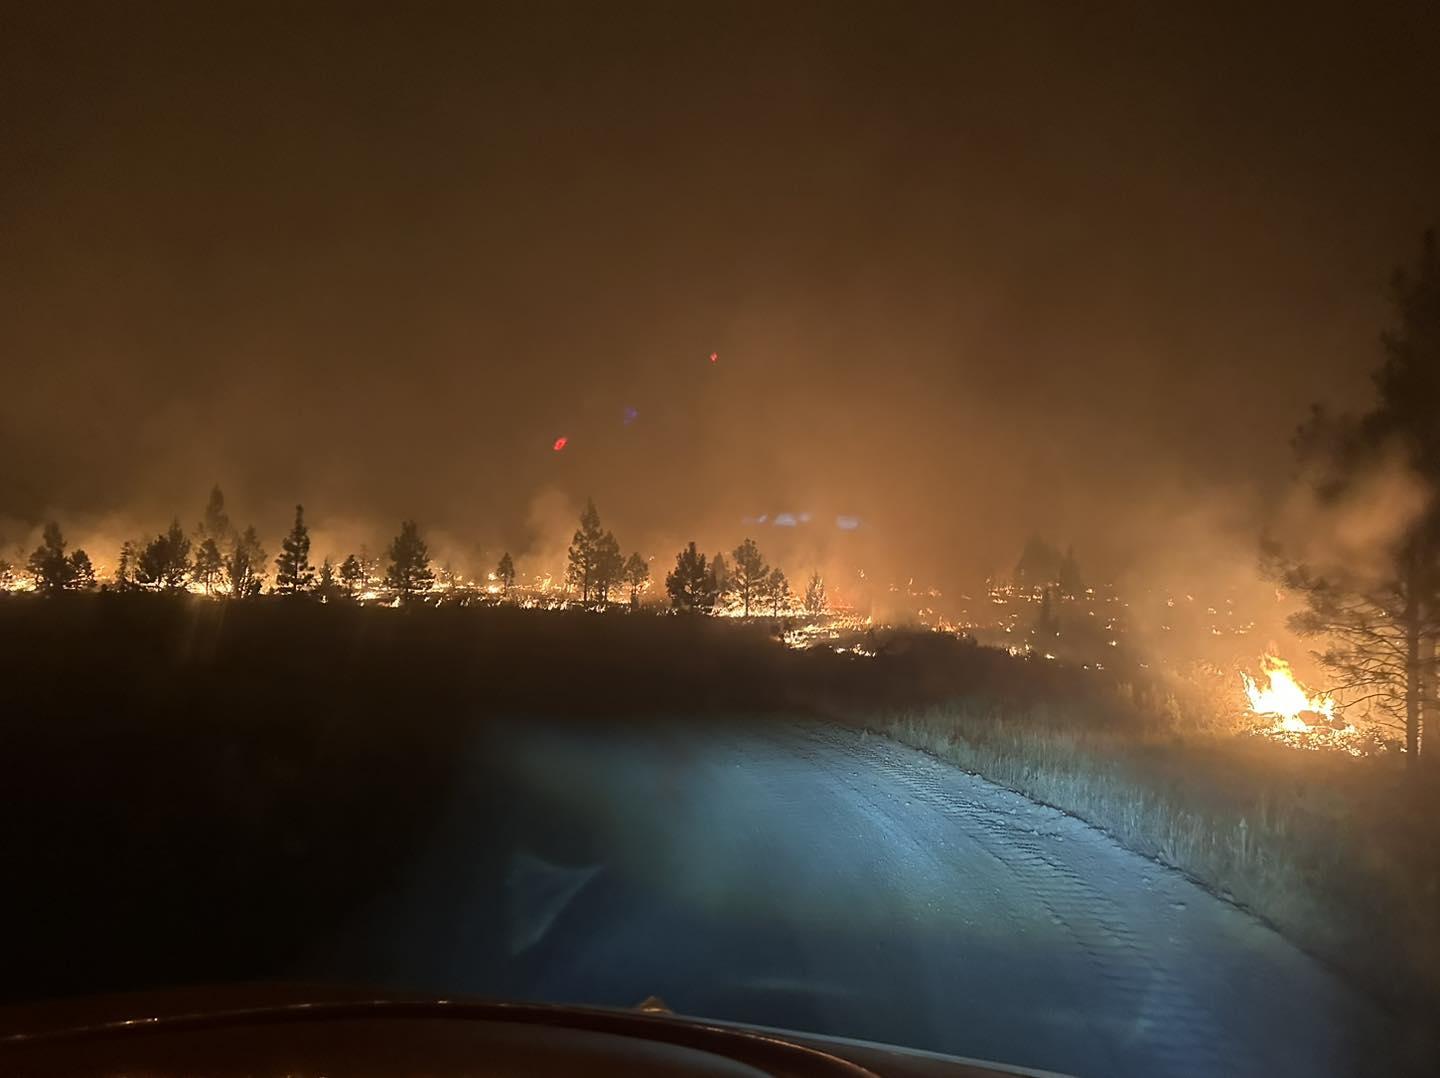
xmin=836 ymin=515 xmax=861 ymax=531
xmin=773 ymin=513 xmax=797 ymax=527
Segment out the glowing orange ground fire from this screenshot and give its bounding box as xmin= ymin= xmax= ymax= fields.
xmin=1241 ymin=654 xmax=1336 ymax=734
xmin=1238 ymin=653 xmax=1370 ymax=754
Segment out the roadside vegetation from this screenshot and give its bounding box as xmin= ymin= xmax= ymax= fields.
xmin=872 ymin=700 xmax=1438 ymax=1058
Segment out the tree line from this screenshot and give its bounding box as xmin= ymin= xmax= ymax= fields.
xmin=8 ymin=492 xmax=831 ymax=618
xmin=2 ymin=489 xmax=444 ymax=604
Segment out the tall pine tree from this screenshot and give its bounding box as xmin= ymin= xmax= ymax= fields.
xmin=193 ymin=538 xmax=223 ymax=594
xmin=495 ymin=551 xmax=516 ymax=594
xmin=225 ymin=526 xmax=267 ymax=597
xmin=803 ymin=570 xmax=827 ymax=614
xmin=592 ymin=530 xmax=624 ymax=604
xmin=623 ymin=552 xmax=649 ymax=606
xmin=566 ymin=499 xmax=605 ymax=602
xmin=1270 ymin=230 xmax=1440 ymax=760
xmin=731 ymin=538 xmax=770 ymax=616
xmin=114 ymin=540 xmax=139 ymax=591
xmin=339 ymin=553 xmax=364 ymax=596
xmin=767 ymin=567 xmax=789 ymax=615
xmin=665 ymin=542 xmax=718 ymax=611
xmin=137 ymin=521 xmax=192 ymax=590
xmin=274 ymin=504 xmax=316 ymax=594
xmin=28 ymin=523 xmax=75 ymax=593
xmin=385 ymin=520 xmax=435 ymax=600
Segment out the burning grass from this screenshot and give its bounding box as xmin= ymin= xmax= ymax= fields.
xmin=1240 ymin=653 xmax=1368 ymax=754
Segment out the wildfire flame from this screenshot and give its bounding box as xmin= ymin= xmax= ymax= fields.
xmin=1241 ymin=654 xmax=1335 ymax=734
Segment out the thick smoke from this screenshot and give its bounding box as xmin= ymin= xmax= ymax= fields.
xmin=3 ymin=5 xmax=1437 ymax=618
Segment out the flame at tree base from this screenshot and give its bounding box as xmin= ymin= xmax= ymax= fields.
xmin=1241 ymin=654 xmax=1363 ymax=754
xmin=1242 ymin=654 xmax=1335 ymax=733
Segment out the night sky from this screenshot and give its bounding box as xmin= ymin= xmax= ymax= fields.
xmin=3 ymin=3 xmax=1438 ymax=588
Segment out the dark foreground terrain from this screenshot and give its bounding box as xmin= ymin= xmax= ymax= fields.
xmin=0 ymin=595 xmax=1105 ymax=999
xmin=0 ymin=597 xmax=1410 ymax=1075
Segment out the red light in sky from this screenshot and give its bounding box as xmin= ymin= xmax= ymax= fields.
xmin=709 ymin=352 xmax=718 ymax=363
xmin=553 ymin=436 xmax=568 ymax=451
